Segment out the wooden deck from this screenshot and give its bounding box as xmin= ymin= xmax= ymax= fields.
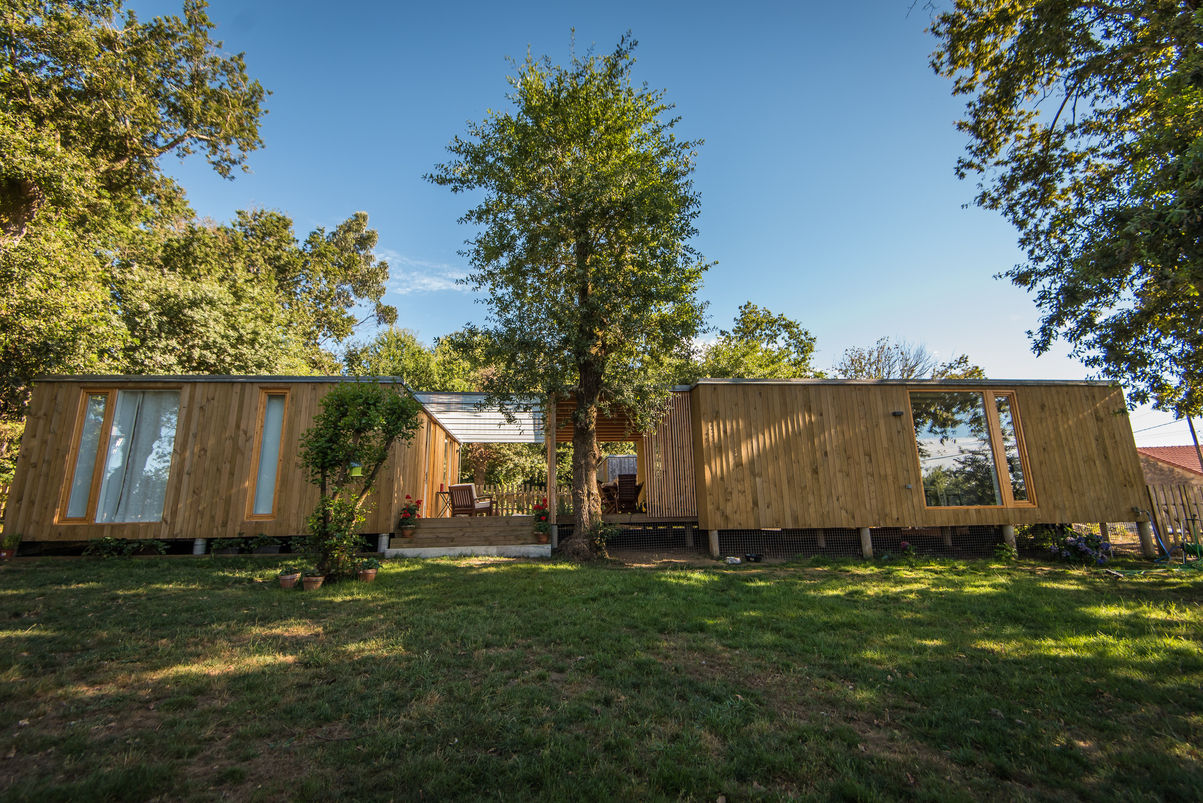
xmin=388 ymin=515 xmax=540 ymax=549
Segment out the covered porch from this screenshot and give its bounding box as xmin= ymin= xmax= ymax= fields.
xmin=392 ymin=391 xmax=698 ymax=556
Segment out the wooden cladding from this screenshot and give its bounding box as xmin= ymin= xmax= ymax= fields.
xmin=691 ymin=381 xmax=1147 ymax=531
xmin=5 ymin=379 xmax=454 ymax=541
xmin=641 ymin=392 xmax=696 ymax=518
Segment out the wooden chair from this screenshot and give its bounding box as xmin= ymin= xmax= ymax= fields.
xmin=616 ymin=474 xmax=639 ymax=514
xmin=449 ymin=483 xmax=495 ymax=516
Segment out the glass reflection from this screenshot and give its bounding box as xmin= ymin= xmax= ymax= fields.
xmin=910 ymin=391 xmax=1002 ymax=507
xmin=995 ymin=395 xmax=1028 ymax=501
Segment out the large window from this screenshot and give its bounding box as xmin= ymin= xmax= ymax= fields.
xmin=61 ymin=389 xmax=181 ymax=523
xmin=248 ymin=390 xmax=288 ymax=518
xmin=909 ymin=389 xmax=1034 ymax=508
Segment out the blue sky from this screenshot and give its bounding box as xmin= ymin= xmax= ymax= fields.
xmin=132 ymin=0 xmax=1189 ymax=446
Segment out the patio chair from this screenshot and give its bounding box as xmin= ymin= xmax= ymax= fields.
xmin=449 ymin=483 xmax=495 ymax=516
xmin=616 ymin=474 xmax=639 ymax=514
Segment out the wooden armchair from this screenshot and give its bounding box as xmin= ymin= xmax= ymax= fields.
xmin=449 ymin=483 xmax=495 ymax=516
xmin=616 ymin=474 xmax=640 ymax=514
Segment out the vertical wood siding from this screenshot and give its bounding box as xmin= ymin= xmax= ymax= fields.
xmin=691 ymin=382 xmax=1147 ymax=530
xmin=4 ymin=379 xmax=452 ymax=541
xmin=641 ymin=391 xmax=697 ymax=518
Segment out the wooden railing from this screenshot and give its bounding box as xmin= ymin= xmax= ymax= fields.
xmin=1147 ymin=484 xmax=1203 ymax=544
xmin=476 ymin=483 xmax=556 ymax=517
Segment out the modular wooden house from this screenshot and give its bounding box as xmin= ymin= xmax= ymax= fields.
xmin=3 ymin=375 xmax=1151 ymax=551
xmin=4 ymin=377 xmax=459 ymax=544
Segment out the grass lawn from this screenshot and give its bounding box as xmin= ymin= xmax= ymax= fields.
xmin=1 ymin=555 xmax=1201 ymax=801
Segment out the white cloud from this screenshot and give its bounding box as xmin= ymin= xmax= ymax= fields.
xmin=376 ymin=249 xmax=471 ymax=296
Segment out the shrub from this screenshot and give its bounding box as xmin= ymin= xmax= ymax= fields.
xmin=1024 ymin=523 xmax=1111 ymax=565
xmin=299 ymin=383 xmax=421 ymax=578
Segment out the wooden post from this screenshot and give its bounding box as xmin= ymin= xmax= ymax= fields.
xmin=942 ymin=528 xmax=953 ymax=548
xmin=1137 ymin=520 xmax=1155 ymax=559
xmin=1099 ymin=522 xmax=1110 ymax=542
xmin=859 ymin=527 xmax=873 ymax=559
xmin=816 ymin=528 xmax=827 ymax=549
xmin=546 ymin=394 xmax=558 ymax=547
xmin=684 ymin=522 xmax=694 ymax=549
xmin=708 ymin=530 xmax=720 ymax=559
xmin=1002 ymin=525 xmax=1016 ymax=550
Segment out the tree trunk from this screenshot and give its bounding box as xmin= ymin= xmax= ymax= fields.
xmin=564 ymin=360 xmax=603 ymax=560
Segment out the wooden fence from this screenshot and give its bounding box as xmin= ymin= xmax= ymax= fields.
xmin=476 ymin=483 xmax=557 ymax=517
xmin=1147 ymin=483 xmax=1203 ymax=545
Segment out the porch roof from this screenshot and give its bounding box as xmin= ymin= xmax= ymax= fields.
xmin=414 ymin=392 xmax=545 ymax=444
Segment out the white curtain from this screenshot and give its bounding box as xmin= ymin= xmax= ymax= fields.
xmin=95 ymin=391 xmax=180 ymax=523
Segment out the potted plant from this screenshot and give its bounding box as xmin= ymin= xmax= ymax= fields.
xmin=250 ymin=533 xmax=283 ymax=554
xmin=0 ymin=531 xmax=21 ymax=560
xmin=278 ymin=566 xmax=302 ymax=589
xmin=398 ymin=495 xmax=422 ymax=537
xmin=532 ymin=499 xmax=551 ymax=544
xmin=301 ymin=568 xmax=326 ymax=591
xmin=210 ymin=537 xmax=243 ymax=555
xmin=357 ymin=557 xmax=382 ymax=582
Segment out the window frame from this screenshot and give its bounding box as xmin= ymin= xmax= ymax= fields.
xmin=907 ymin=387 xmax=1037 ymax=510
xmin=57 ymin=386 xmax=183 ymax=524
xmin=246 ymin=388 xmax=290 ymax=521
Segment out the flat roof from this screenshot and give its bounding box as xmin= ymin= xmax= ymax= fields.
xmin=688 ymin=378 xmax=1115 ymax=388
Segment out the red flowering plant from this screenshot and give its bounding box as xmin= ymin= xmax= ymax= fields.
xmin=398 ymin=495 xmax=423 ymax=528
xmin=532 ymin=498 xmax=551 ymax=534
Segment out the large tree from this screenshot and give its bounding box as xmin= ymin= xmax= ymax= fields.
xmin=931 ymin=1 xmax=1203 ymax=415
xmin=427 ymin=36 xmax=708 ymax=554
xmin=0 ymin=0 xmax=265 ymax=415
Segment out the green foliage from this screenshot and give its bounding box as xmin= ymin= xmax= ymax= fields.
xmin=931 ymin=1 xmax=1203 ymax=415
xmin=209 ymin=537 xmax=243 ymax=554
xmin=82 ymin=537 xmax=165 ymax=557
xmin=249 ymin=534 xmax=281 ymax=551
xmin=1 ymin=531 xmax=22 ymax=549
xmin=344 ymin=326 xmax=477 ymax=391
xmin=0 ymin=0 xmax=265 ymax=416
xmin=357 ymin=557 xmax=383 ymax=571
xmin=688 ymin=302 xmax=819 ymax=381
xmin=835 ymin=336 xmax=984 ymax=380
xmin=298 ymin=383 xmax=422 ymax=576
xmin=0 ymin=1 xmax=394 ymax=426
xmin=994 ymin=541 xmax=1018 ymax=562
xmin=427 ymin=35 xmax=708 ymax=545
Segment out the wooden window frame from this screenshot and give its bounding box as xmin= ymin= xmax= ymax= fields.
xmin=246 ymin=389 xmax=290 ymax=521
xmin=907 ymin=387 xmax=1037 ymax=510
xmin=56 ymin=386 xmax=184 ymax=524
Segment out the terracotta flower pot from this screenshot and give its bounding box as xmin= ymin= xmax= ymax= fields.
xmin=279 ymin=572 xmax=301 ymax=589
xmin=400 ymin=527 xmax=416 ymax=539
xmin=357 ymin=568 xmax=377 ymax=583
xmin=535 ymin=532 xmax=549 ymax=544
xmin=302 ymin=575 xmax=325 ymax=591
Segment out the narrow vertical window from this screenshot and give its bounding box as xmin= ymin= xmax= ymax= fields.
xmin=65 ymin=393 xmax=109 ymax=519
xmin=95 ymin=390 xmax=180 ymax=523
xmin=250 ymin=392 xmax=287 ymax=517
xmin=995 ymin=394 xmax=1030 ymax=502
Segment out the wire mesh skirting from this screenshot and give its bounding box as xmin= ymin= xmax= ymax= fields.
xmin=557 ymin=522 xmax=706 ymax=554
xmin=718 ymin=529 xmax=862 ymax=559
xmin=869 ymin=526 xmax=1001 ymax=558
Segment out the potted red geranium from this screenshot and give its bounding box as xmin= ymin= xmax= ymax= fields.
xmin=398 ymin=495 xmax=422 ymax=537
xmin=532 ymin=498 xmax=551 ymax=544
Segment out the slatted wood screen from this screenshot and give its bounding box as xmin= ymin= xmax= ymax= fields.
xmin=642 ymin=391 xmax=696 ymax=518
xmin=1147 ymin=484 xmax=1203 ymax=544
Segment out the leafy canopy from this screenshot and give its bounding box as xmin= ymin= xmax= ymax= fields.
xmin=427 ymin=34 xmax=708 ymax=432
xmin=689 ymin=302 xmax=819 ymax=381
xmin=931 ymin=0 xmax=1203 ymax=415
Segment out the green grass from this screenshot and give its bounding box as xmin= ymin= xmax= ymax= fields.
xmin=0 ymin=555 xmax=1201 ymax=801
